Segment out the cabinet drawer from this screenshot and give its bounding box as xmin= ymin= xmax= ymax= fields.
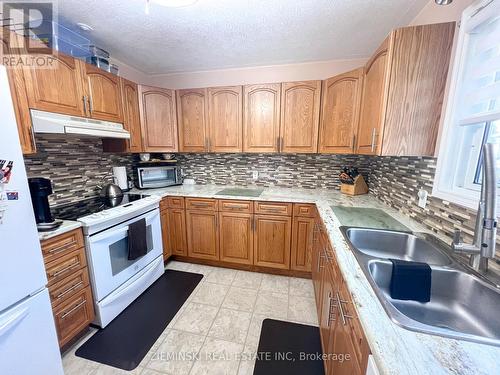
xmin=49 ymin=267 xmax=90 ymax=307
xmin=186 ymin=198 xmax=218 ymax=211
xmin=293 ymin=203 xmax=316 ymax=218
xmin=41 ymin=228 xmax=84 ymax=264
xmin=167 ymin=196 xmax=185 ymax=209
xmin=219 ymin=199 xmax=253 ymax=213
xmin=53 ymin=287 xmax=94 ymax=347
xmin=254 ymin=201 xmax=292 ymax=216
xmin=45 ymin=247 xmax=87 ymax=286
xmin=338 ymin=279 xmax=370 ymax=368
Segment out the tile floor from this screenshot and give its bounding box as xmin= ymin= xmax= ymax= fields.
xmin=62 ymin=261 xmax=318 ymax=375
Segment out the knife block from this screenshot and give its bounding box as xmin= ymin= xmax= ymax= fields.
xmin=340 ymin=175 xmax=368 ymax=196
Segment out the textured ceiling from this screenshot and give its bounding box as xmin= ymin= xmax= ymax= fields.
xmin=54 ymin=0 xmax=429 ymax=74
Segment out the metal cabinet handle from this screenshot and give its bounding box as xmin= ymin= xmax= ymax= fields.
xmin=370 ymin=128 xmax=376 ymax=152
xmin=82 ymin=95 xmax=88 ymax=115
xmin=88 ymin=96 xmax=94 ymax=114
xmin=61 ymin=299 xmax=86 ymax=320
xmin=280 ymin=137 xmax=284 ymax=152
xmin=352 ymin=134 xmax=356 ymax=149
xmin=328 ymin=292 xmax=338 ymax=327
xmin=51 ymin=261 xmax=79 ymax=278
xmin=277 ymin=136 xmax=280 ymax=152
xmin=56 ymin=281 xmax=83 ymax=300
xmin=48 ymin=240 xmax=76 ymax=254
xmin=336 ymin=292 xmax=353 ymax=325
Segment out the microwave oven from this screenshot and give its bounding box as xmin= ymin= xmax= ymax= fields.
xmin=136 ymin=165 xmax=182 ymax=189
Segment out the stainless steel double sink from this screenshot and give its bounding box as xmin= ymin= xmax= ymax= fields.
xmin=341 ymin=227 xmax=500 ymax=347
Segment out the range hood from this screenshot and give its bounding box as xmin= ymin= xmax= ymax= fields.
xmin=31 ymin=110 xmax=130 ymax=139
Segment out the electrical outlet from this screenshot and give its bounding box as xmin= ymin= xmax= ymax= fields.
xmin=417 ymin=189 xmax=428 ymax=209
xmin=252 ymin=171 xmax=259 ymax=180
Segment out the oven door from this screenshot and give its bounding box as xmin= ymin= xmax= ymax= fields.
xmin=86 ymin=208 xmax=162 ymax=302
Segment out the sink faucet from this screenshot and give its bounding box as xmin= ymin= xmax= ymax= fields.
xmin=452 ymin=143 xmax=498 ymax=272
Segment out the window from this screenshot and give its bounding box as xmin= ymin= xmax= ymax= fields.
xmin=433 ymin=0 xmax=500 ymax=210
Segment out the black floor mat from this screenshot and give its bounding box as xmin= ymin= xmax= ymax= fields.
xmin=254 ymin=319 xmax=324 ymax=375
xmin=75 ymin=269 xmax=203 ymax=370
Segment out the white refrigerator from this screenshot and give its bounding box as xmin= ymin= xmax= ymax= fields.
xmin=0 ymin=66 xmax=64 ymax=374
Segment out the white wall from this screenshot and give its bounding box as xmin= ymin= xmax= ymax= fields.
xmin=410 ymin=0 xmax=476 ymax=156
xmin=144 ymin=58 xmax=368 ymax=89
xmin=109 ymin=57 xmax=151 ymax=84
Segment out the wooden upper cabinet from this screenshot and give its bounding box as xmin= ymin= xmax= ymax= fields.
xmin=319 ymin=69 xmax=363 ymax=154
xmin=23 ymin=54 xmax=86 ymax=117
xmin=82 ymin=62 xmax=123 ymax=123
xmin=2 ymin=29 xmax=35 ymax=154
xmin=102 ymin=78 xmax=143 ymax=153
xmin=121 ymin=78 xmax=143 ymax=152
xmin=356 ymin=36 xmax=392 ymax=155
xmin=177 ymin=88 xmax=209 ymax=152
xmin=208 ymin=86 xmax=243 ymax=152
xmin=382 ymin=22 xmax=455 ymax=156
xmin=280 ymin=81 xmax=321 ymax=153
xmin=139 ymin=85 xmax=178 ymax=152
xmin=243 ymin=83 xmax=281 ymax=153
xmin=356 ymin=22 xmax=455 ymax=156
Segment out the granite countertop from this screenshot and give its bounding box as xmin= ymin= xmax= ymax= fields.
xmin=38 ymin=220 xmax=82 ymax=241
xmin=134 ymin=184 xmax=500 ymax=375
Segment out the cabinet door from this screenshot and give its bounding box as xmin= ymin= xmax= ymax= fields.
xmin=312 ymin=221 xmax=323 ymax=308
xmin=122 ymin=78 xmax=143 ymax=152
xmin=291 ymin=216 xmax=314 ymax=272
xmin=82 ymin=62 xmax=123 ymax=122
xmin=243 ymin=83 xmax=281 ymax=152
xmin=219 ymin=212 xmax=253 ymax=265
xmin=280 ymin=81 xmax=321 ymax=153
xmin=382 ymin=23 xmax=455 ymax=156
xmin=356 ymin=36 xmax=392 ymax=155
xmin=102 ymin=78 xmax=143 ymax=153
xmin=319 ymin=69 xmax=364 ymax=154
xmin=23 ymin=54 xmax=86 ymax=117
xmin=329 ymin=316 xmax=363 ymax=375
xmin=168 ymin=208 xmax=187 ymax=256
xmin=2 ymin=29 xmax=35 ymax=154
xmin=319 ymin=264 xmax=336 ymax=369
xmin=177 ymin=88 xmax=209 ymax=152
xmin=161 ymin=209 xmax=172 ymax=261
xmin=208 ymin=86 xmax=242 ymax=152
xmin=139 ymin=86 xmax=178 ymax=152
xmin=186 ymin=210 xmax=219 ymax=260
xmin=254 ymin=214 xmax=291 ymax=270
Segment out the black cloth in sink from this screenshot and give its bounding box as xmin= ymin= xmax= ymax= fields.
xmin=389 ymin=259 xmax=431 ymax=302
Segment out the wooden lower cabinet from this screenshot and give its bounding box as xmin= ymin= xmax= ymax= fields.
xmin=314 ymin=221 xmax=370 ymax=375
xmin=186 ymin=210 xmax=219 ymax=260
xmin=219 ymin=212 xmax=254 ymax=265
xmin=291 ymin=215 xmax=315 ymax=272
xmin=53 ymin=287 xmax=94 ymax=348
xmin=41 ymin=229 xmax=94 ymax=348
xmin=168 ymin=208 xmax=188 ymax=256
xmin=253 ymin=214 xmax=291 ymax=270
xmin=161 ymin=208 xmax=172 ymax=260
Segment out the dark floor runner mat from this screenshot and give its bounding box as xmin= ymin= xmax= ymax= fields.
xmin=253 ymin=319 xmax=324 ymax=375
xmin=75 ymin=269 xmax=203 ymax=370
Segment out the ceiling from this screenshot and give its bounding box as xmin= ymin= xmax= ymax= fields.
xmin=54 ymin=0 xmax=429 ymax=75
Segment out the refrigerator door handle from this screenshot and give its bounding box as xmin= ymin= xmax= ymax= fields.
xmin=0 ymin=307 xmax=29 ymax=338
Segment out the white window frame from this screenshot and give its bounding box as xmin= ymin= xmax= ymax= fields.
xmin=433 ymin=0 xmax=500 ymax=211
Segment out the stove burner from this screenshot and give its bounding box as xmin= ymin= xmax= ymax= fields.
xmin=52 ymin=193 xmax=147 ymax=221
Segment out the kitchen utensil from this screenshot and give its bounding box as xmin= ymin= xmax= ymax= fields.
xmin=99 ymin=183 xmax=123 ymax=199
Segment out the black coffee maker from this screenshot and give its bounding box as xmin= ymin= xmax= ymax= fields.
xmin=28 ymin=177 xmax=59 ymax=231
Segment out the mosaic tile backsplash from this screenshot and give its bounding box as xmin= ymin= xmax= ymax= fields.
xmin=24 ymin=135 xmax=137 ymax=207
xmin=368 ymin=156 xmax=500 ymax=260
xmin=176 ymin=153 xmax=372 ymax=189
